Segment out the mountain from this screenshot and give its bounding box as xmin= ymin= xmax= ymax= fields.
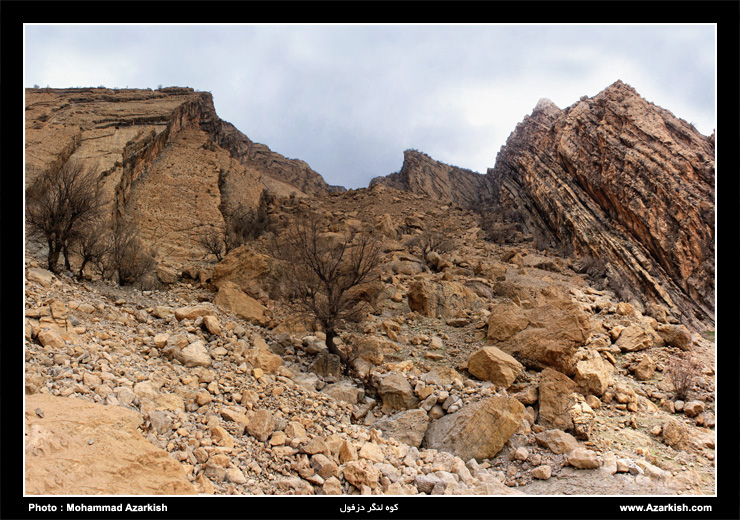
xmin=24 ymin=87 xmax=341 ymax=261
xmin=368 ymin=81 xmax=715 ymax=329
xmin=488 ymin=81 xmax=715 ymax=328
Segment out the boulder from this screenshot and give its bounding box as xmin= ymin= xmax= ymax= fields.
xmin=244 ymin=346 xmax=283 ymax=374
xmin=178 ymin=341 xmax=212 ymax=368
xmin=27 ymin=268 xmax=55 ymax=287
xmin=534 ymin=429 xmax=579 ymax=454
xmin=467 ymin=346 xmax=524 ymax=388
xmin=537 ymin=368 xmax=578 ymax=431
xmin=487 ymin=303 xmax=529 ymax=342
xmin=25 ymin=394 xmax=195 ymax=495
xmin=213 ymin=281 xmax=268 ymax=326
xmin=211 ymin=247 xmax=278 ymax=300
xmin=657 ymin=324 xmax=693 ymax=351
xmin=567 ymin=447 xmax=601 ymax=469
xmin=497 ymin=296 xmax=591 ymax=375
xmin=573 ymin=350 xmax=613 ymax=396
xmin=421 ymin=366 xmax=464 ymax=387
xmin=422 ymin=396 xmax=525 ymax=461
xmin=377 ymin=372 xmax=419 ymax=412
xmin=407 ymin=279 xmax=479 ymax=318
xmin=321 ymin=381 xmax=365 ymax=404
xmin=615 ymin=325 xmax=656 ymax=352
xmin=174 ymin=305 xmax=214 ymax=321
xmin=372 ymin=409 xmax=430 ymax=448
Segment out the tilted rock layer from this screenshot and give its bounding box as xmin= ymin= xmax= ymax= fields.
xmin=370 ymin=149 xmax=495 ymax=209
xmin=488 ymin=81 xmax=714 ymax=327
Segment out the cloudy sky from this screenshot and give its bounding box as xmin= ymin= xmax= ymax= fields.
xmin=24 ymin=24 xmax=716 ymax=190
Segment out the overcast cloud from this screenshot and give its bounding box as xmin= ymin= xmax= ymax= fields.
xmin=24 ymin=24 xmax=716 ymax=189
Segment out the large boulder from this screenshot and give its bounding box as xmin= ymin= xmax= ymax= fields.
xmin=573 ymin=350 xmax=614 ymax=396
xmin=211 ymin=247 xmax=279 ymax=300
xmin=25 ymin=394 xmax=196 ymax=495
xmin=372 ymin=409 xmax=430 ymax=448
xmin=377 ymin=372 xmax=419 ymax=412
xmin=467 ymin=346 xmax=524 ymax=388
xmin=487 ymin=303 xmax=529 ymax=342
xmin=407 ymin=279 xmax=480 ymax=318
xmin=496 ymin=295 xmax=591 ymax=375
xmin=537 ymin=368 xmax=578 ymax=431
xmin=422 ymin=396 xmax=525 ymax=461
xmin=213 ymin=281 xmax=268 ymax=326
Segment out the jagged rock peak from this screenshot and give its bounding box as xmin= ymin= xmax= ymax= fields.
xmin=368 ymin=149 xmax=494 ymax=209
xmin=487 ymin=81 xmax=715 ymax=328
xmin=533 ymin=97 xmax=560 ymax=116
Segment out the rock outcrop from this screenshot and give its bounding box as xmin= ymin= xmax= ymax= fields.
xmin=25 ymin=393 xmax=196 ymax=495
xmin=24 ymin=87 xmax=339 ymax=263
xmin=487 ymin=81 xmax=715 ymax=328
xmin=369 ymin=149 xmax=495 ymax=209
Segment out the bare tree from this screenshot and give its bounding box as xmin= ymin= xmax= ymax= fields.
xmin=195 ymin=224 xmax=226 ymax=261
xmin=26 ymin=161 xmax=105 ymax=273
xmin=271 ymin=212 xmax=383 ymax=366
xmin=69 ymin=220 xmax=110 ymax=279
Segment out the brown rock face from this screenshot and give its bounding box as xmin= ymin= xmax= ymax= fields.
xmin=488 ymin=81 xmax=715 ymax=327
xmin=369 ymin=149 xmax=495 ymax=209
xmin=24 ymin=87 xmax=338 ymax=263
xmin=422 ymin=396 xmax=525 ymax=461
xmin=25 ymin=394 xmax=196 ymax=495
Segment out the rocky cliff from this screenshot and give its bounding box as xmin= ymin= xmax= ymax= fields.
xmin=24 ymin=87 xmax=338 ymax=261
xmin=369 ymin=150 xmax=495 ymax=209
xmin=487 ymin=81 xmax=715 ymax=328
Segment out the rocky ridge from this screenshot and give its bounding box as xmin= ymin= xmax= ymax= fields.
xmin=369 ymin=149 xmax=495 ymax=209
xmin=24 ymin=186 xmax=715 ymax=496
xmin=24 ymin=87 xmax=339 ymax=263
xmin=488 ymin=81 xmax=715 ymax=330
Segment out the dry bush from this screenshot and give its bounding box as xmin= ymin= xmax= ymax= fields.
xmin=195 ymin=224 xmax=226 ymax=262
xmin=221 ymin=192 xmax=274 ymax=253
xmin=270 ymin=210 xmax=383 ymax=367
xmin=97 ymin=221 xmax=156 ymax=286
xmin=665 ymin=353 xmax=701 ymax=401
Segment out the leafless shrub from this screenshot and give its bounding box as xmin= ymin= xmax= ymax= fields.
xmin=665 ymin=353 xmax=701 ymax=401
xmin=575 ymin=255 xmax=608 ymax=280
xmin=26 ymin=160 xmax=105 ymax=273
xmin=221 ymin=192 xmax=274 ymax=252
xmin=97 ymin=221 xmax=156 ymax=286
xmin=270 ymin=210 xmax=383 ymax=367
xmin=195 ymin=225 xmax=226 ymax=262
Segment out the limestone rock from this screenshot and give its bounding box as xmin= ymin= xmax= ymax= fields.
xmin=213 ymin=281 xmax=268 ymax=326
xmin=25 ymin=394 xmax=195 ymax=495
xmin=467 ymin=346 xmax=524 ymax=388
xmin=487 ymin=303 xmax=529 ymax=342
xmin=537 ymin=368 xmax=578 ymax=431
xmin=377 ymin=372 xmax=419 ymax=412
xmin=657 ymin=324 xmax=693 ymax=351
xmin=369 ymin=149 xmax=496 ymax=209
xmin=177 ymin=341 xmax=212 ymax=367
xmin=372 ymin=409 xmax=430 ymax=448
xmin=407 ymin=279 xmax=479 ymax=319
xmin=423 ymin=396 xmax=525 ymax=461
xmin=488 ymin=80 xmax=714 ymax=327
xmin=573 ymin=350 xmax=614 ymax=396
xmin=534 ymin=430 xmax=579 ymax=454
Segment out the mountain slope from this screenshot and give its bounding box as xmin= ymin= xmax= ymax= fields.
xmin=488 ymin=81 xmax=715 ymax=327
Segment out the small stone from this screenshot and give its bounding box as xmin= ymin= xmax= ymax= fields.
xmin=531 ymin=465 xmax=551 ymax=480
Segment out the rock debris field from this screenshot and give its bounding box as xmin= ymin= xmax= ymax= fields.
xmin=23 ymin=193 xmax=715 ymax=497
